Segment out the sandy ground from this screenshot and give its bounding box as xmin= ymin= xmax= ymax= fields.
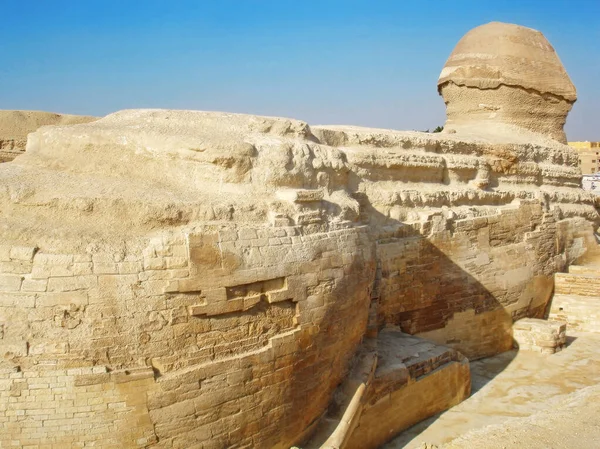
xmin=0 ymin=110 xmax=95 ymax=138
xmin=383 ymin=332 xmax=600 ymax=448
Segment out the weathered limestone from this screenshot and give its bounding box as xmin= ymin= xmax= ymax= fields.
xmin=347 ymin=331 xmax=470 ymax=449
xmin=0 ymin=110 xmax=97 ymax=162
xmin=554 ymin=271 xmax=600 ymax=296
xmin=512 ymin=318 xmax=567 ymax=354
xmin=0 ymin=21 xmax=597 ymax=449
xmin=309 ymin=331 xmax=470 ymax=449
xmin=549 ymin=267 xmax=600 ymax=333
xmin=438 ymin=22 xmax=576 ymax=143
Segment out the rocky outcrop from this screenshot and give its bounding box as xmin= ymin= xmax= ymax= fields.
xmin=438 ymin=22 xmax=577 ymax=143
xmin=0 ymin=110 xmax=96 ymax=162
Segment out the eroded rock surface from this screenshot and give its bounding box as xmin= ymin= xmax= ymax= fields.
xmin=438 ymin=22 xmax=576 ymax=143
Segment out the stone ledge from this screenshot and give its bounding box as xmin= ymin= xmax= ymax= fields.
xmin=549 ymin=294 xmax=600 ymax=333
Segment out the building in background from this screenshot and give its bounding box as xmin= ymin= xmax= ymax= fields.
xmin=569 ymin=141 xmax=600 ymax=174
xmin=582 ymin=174 xmax=600 ymax=192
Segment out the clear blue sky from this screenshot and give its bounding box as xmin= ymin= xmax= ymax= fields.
xmin=1 ymin=0 xmax=598 ymax=140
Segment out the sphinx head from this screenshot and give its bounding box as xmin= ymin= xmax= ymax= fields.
xmin=438 ymin=22 xmax=576 ymax=143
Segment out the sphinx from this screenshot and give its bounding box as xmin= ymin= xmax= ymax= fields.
xmin=0 ymin=22 xmax=596 ymax=449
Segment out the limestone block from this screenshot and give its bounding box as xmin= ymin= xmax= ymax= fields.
xmin=0 ymin=274 xmax=22 ymax=292
xmin=47 ymin=275 xmax=98 ymax=292
xmin=568 ymin=264 xmax=600 ymax=275
xmin=296 ymin=211 xmax=322 ymax=225
xmin=549 ymin=294 xmax=600 ymax=333
xmin=143 ymin=257 xmax=166 ymax=271
xmin=111 ymin=367 xmax=154 ymax=384
xmin=73 ymin=254 xmax=92 ymax=263
xmin=72 ymin=262 xmax=93 ymax=275
xmin=9 ymin=246 xmax=37 ymax=261
xmin=36 ymin=291 xmax=88 ymax=307
xmin=554 ymin=272 xmax=600 ymax=297
xmin=0 ymin=340 xmax=28 ymax=358
xmin=21 ymin=279 xmax=48 ymax=292
xmin=276 ymin=188 xmax=324 ymax=203
xmin=237 ymin=228 xmax=258 ymax=240
xmin=166 ymin=257 xmax=187 ymax=269
xmin=0 ymin=245 xmax=10 ymax=261
xmin=93 ymin=261 xmax=119 ymax=274
xmin=29 ymin=341 xmax=69 ymax=356
xmin=35 ymin=253 xmax=74 ymax=265
xmin=513 ymin=318 xmax=567 ymax=354
xmin=30 ymin=265 xmax=51 ymax=279
xmin=0 ymin=292 xmax=35 ymax=307
xmin=0 ymin=260 xmax=32 ymax=274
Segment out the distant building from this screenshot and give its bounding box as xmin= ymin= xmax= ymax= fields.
xmin=569 ymin=141 xmax=600 ymax=174
xmin=582 ymin=174 xmax=600 ymax=193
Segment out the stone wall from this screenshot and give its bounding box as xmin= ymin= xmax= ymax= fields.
xmin=554 ymin=272 xmax=600 ymax=297
xmin=0 ymin=365 xmax=156 ymax=448
xmin=373 ymin=203 xmax=594 ymax=359
xmin=348 ymin=357 xmax=469 ymax=449
xmin=549 ymin=268 xmax=600 ymax=333
xmin=1 ymin=204 xmax=595 ymax=446
xmin=0 ymin=224 xmax=375 ymax=448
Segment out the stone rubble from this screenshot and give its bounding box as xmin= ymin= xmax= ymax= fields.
xmin=512 ymin=318 xmax=567 ymax=354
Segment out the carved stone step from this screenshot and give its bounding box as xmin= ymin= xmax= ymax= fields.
xmin=549 ymin=294 xmax=600 ymax=333
xmin=554 ymin=272 xmax=600 ymax=297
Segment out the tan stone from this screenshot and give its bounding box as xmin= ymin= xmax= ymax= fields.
xmin=438 ymin=22 xmax=576 ymax=143
xmin=0 ymin=274 xmax=23 ymax=291
xmin=513 ymin=318 xmax=567 ymax=354
xmin=0 ymin=110 xmax=96 ymax=162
